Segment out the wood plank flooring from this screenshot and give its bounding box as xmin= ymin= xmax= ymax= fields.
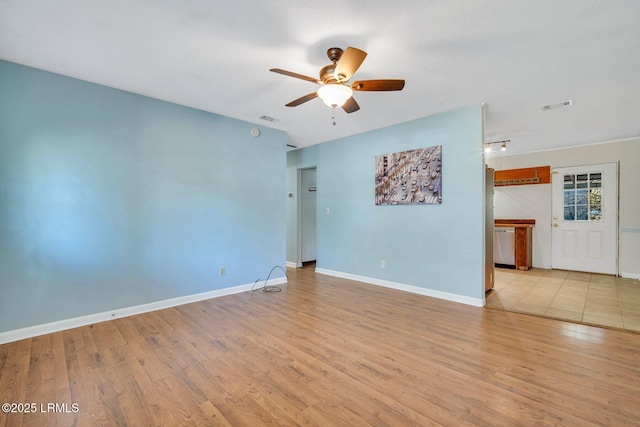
xmin=1 ymin=266 xmax=640 ymax=426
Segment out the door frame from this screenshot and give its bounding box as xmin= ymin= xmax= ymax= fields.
xmin=296 ymin=166 xmax=317 ymax=267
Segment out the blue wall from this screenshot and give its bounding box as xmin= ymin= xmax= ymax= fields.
xmin=287 ymin=106 xmax=485 ymax=300
xmin=0 ymin=60 xmax=287 ymax=333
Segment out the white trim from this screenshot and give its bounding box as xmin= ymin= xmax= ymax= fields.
xmin=620 ymin=272 xmax=640 ymax=280
xmin=286 ymin=261 xmax=298 ymax=268
xmin=0 ymin=278 xmax=287 ymax=345
xmin=296 ymin=168 xmax=303 ymax=266
xmin=314 ymin=268 xmax=484 ymax=307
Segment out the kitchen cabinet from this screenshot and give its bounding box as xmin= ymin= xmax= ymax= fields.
xmin=495 ymin=219 xmax=535 ymax=270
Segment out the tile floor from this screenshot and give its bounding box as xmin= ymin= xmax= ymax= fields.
xmin=486 ymin=268 xmax=640 ymax=332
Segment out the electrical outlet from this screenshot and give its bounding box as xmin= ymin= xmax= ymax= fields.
xmin=326 ymin=207 xmax=330 ymax=214
xmin=220 ymin=267 xmax=226 ymax=276
xmin=380 ymin=260 xmax=386 ymax=269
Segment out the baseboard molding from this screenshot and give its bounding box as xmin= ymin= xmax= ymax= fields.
xmin=0 ymin=278 xmax=287 ymax=345
xmin=620 ymin=272 xmax=640 ymax=280
xmin=286 ymin=261 xmax=298 ymax=268
xmin=314 ymin=268 xmax=484 ymax=307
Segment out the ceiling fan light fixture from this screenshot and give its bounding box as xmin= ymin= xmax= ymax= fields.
xmin=317 ymin=84 xmax=352 ymax=108
xmin=270 ymin=46 xmax=403 ymax=115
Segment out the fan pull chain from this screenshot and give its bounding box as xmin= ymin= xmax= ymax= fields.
xmin=331 ymin=107 xmax=336 ymax=126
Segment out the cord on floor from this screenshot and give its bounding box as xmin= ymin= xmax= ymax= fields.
xmin=251 ymin=265 xmax=288 ymax=293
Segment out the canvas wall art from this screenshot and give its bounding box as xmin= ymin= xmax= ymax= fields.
xmin=375 ymin=145 xmax=442 ymax=205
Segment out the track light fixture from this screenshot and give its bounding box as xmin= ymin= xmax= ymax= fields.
xmin=484 ymin=139 xmax=510 ymax=153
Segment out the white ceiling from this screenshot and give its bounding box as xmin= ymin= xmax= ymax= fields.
xmin=1 ymin=0 xmax=639 ymax=155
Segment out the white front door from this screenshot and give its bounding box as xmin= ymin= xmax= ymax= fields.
xmin=551 ymin=163 xmax=618 ymax=274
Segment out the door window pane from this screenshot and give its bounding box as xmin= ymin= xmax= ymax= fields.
xmin=576 ymin=174 xmax=589 ymax=189
xmin=564 ymin=189 xmax=575 ymax=205
xmin=564 ymin=206 xmax=575 ymax=221
xmin=563 ymin=172 xmax=603 ymax=222
xmin=576 ymin=189 xmax=588 ymax=204
xmin=576 ymin=205 xmax=588 ymax=220
xmin=564 ymin=175 xmax=575 ymax=189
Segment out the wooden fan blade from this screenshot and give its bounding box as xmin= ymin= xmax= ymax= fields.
xmin=351 ymin=79 xmax=405 ymax=91
xmin=285 ymin=92 xmax=318 ymax=107
xmin=270 ymin=68 xmax=320 ymax=84
xmin=342 ymin=96 xmax=360 ymax=114
xmin=334 ymin=47 xmax=367 ymax=81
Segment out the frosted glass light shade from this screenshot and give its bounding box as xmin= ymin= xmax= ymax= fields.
xmin=317 ymin=84 xmax=353 ymax=108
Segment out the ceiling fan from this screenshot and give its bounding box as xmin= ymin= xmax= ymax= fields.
xmin=270 ymin=47 xmax=405 ymax=120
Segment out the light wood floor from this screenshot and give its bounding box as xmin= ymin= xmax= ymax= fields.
xmin=2 ymin=266 xmax=640 ymax=426
xmin=487 ymin=267 xmax=640 ymax=332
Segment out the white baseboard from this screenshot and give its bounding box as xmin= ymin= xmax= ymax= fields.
xmin=314 ymin=268 xmax=484 ymax=307
xmin=0 ymin=278 xmax=287 ymax=345
xmin=620 ymin=272 xmax=640 ymax=280
xmin=286 ymin=261 xmax=298 ymax=268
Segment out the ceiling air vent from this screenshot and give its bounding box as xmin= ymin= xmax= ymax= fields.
xmin=542 ymin=100 xmax=573 ymax=111
xmin=259 ymin=115 xmax=278 ymax=122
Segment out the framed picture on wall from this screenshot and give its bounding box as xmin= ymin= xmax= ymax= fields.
xmin=375 ymin=145 xmax=442 ymax=205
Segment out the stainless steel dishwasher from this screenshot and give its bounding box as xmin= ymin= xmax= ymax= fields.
xmin=494 ymin=227 xmax=515 ymax=268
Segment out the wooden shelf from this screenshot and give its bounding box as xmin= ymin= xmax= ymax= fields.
xmin=494 ymin=166 xmax=550 ymax=187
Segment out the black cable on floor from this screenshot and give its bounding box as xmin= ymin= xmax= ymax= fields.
xmin=251 ymin=265 xmax=288 ymax=293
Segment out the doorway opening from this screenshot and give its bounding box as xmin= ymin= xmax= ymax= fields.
xmin=485 ymin=162 xmax=633 ymax=331
xmin=297 ymin=167 xmax=317 ymax=267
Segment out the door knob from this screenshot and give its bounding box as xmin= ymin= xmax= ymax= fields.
xmin=553 ymin=223 xmax=558 ymax=227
